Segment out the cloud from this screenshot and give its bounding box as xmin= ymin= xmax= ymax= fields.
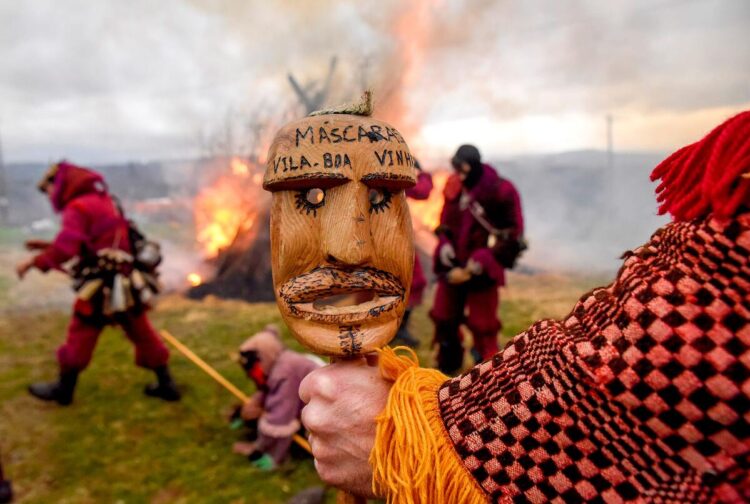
xmin=416 ymin=0 xmax=750 ymax=117
xmin=0 ymin=0 xmax=747 ymax=162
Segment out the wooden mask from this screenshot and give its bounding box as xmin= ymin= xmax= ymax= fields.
xmin=263 ymin=113 xmax=416 ymax=356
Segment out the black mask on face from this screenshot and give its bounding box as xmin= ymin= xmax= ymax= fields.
xmin=239 ymin=349 xmax=260 ymax=372
xmin=239 ymin=349 xmax=267 ymax=388
xmin=452 ymin=159 xmax=483 ymax=189
xmin=451 ymin=144 xmax=482 ymax=189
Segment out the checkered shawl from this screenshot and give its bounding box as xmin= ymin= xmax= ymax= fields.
xmin=437 ymin=212 xmax=750 ymax=503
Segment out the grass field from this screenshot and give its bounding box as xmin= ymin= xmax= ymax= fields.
xmin=0 ymin=253 xmax=609 ymax=503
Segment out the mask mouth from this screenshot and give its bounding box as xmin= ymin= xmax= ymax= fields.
xmin=312 ymin=290 xmax=376 ymax=309
xmin=279 ymin=267 xmax=404 ymax=323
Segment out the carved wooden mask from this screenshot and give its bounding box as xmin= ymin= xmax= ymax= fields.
xmin=263 ymin=114 xmax=416 ymax=356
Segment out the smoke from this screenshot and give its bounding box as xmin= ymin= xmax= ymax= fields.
xmin=158 ymin=238 xmax=212 ymax=292
xmin=494 ymin=151 xmax=670 ymax=273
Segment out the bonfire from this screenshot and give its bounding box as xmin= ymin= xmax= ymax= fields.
xmin=187 ymin=157 xmax=273 ymax=301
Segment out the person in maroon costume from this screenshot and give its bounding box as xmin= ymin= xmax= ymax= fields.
xmin=431 ymin=144 xmax=524 ymax=373
xmin=16 ymin=161 xmax=179 ymax=405
xmin=394 ymin=160 xmax=434 ymax=348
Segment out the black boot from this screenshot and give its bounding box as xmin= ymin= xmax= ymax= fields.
xmin=437 ymin=338 xmax=464 ymax=375
xmin=28 ymin=370 xmax=78 ymax=406
xmin=0 ymin=479 xmax=12 ymax=504
xmin=144 ymin=365 xmax=181 ymax=402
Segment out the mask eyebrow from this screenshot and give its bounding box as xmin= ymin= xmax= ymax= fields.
xmin=263 ymin=172 xmax=350 ymax=191
xmin=360 ymin=172 xmax=416 ymax=191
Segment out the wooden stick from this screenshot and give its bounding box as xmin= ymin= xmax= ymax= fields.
xmin=159 ymin=329 xmax=312 ymax=454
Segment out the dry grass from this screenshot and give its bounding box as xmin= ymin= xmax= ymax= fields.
xmin=0 ymin=231 xmax=612 ymax=502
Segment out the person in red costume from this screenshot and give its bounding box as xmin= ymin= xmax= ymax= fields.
xmin=431 ymin=144 xmax=524 ymax=373
xmin=16 ymin=161 xmax=179 ymax=405
xmin=298 ymin=111 xmax=750 ymax=503
xmin=394 ymin=160 xmax=434 ymax=348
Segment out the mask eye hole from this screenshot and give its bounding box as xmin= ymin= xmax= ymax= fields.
xmin=295 ymin=187 xmax=326 ymax=216
xmin=368 ymin=188 xmax=384 ymax=205
xmin=306 ymin=188 xmax=324 ymax=205
xmin=368 ymin=188 xmax=392 ymax=214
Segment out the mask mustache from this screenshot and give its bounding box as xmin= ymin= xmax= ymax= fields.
xmin=279 ymin=266 xmax=404 ymax=304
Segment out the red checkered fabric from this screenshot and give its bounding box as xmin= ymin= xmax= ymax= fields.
xmin=438 ymin=212 xmax=750 ymax=503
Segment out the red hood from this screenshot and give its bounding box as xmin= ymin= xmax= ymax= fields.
xmin=470 ymin=163 xmax=503 ymax=200
xmin=50 ymin=161 xmax=107 ymax=212
xmin=444 ymin=163 xmax=502 ymax=202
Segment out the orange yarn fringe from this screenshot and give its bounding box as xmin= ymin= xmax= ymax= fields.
xmin=370 ymin=346 xmax=488 ymax=504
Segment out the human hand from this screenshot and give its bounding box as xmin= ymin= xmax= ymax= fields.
xmin=466 ymin=258 xmax=483 ymax=276
xmin=447 ymin=266 xmax=471 ymax=284
xmin=240 ymin=395 xmax=263 ymax=421
xmin=299 ymin=356 xmax=391 ymax=497
xmin=438 ymin=243 xmax=456 ymax=267
xmin=15 ymin=258 xmax=34 ymax=280
xmin=24 ymin=239 xmax=52 ymax=251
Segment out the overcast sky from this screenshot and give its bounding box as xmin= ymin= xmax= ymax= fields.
xmin=0 ymin=0 xmax=748 ymax=164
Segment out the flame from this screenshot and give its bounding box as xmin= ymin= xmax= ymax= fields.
xmin=187 ymin=273 xmax=203 ymax=286
xmin=408 ymin=171 xmax=450 ymax=231
xmin=407 ymin=170 xmax=450 ymax=254
xmin=194 ymin=157 xmax=268 ymax=258
xmin=231 ymin=158 xmax=250 ymax=177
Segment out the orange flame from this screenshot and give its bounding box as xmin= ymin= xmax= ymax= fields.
xmin=194 ymin=157 xmax=268 ymax=258
xmin=231 ymin=158 xmax=251 ymax=177
xmin=187 ymin=272 xmax=202 ymax=286
xmin=408 ymin=171 xmax=449 ymax=232
xmin=407 ymin=170 xmax=450 ymax=254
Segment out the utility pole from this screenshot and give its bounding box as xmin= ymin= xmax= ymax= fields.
xmin=606 ymin=114 xmax=614 ymax=173
xmin=0 ymin=128 xmax=9 ymax=225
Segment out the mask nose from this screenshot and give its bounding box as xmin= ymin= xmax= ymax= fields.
xmin=321 ymin=185 xmax=374 ymax=267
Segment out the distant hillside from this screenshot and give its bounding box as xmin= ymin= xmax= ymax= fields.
xmin=4 ymin=162 xmax=171 ymax=225
xmin=5 ymin=151 xmax=671 ymax=273
xmin=3 ymin=159 xmax=227 ymax=226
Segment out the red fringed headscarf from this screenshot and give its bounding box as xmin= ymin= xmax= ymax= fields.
xmin=48 ymin=161 xmax=107 ymax=212
xmin=651 ymin=110 xmax=750 ymax=221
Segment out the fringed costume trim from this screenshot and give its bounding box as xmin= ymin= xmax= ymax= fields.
xmin=370 ymin=346 xmax=488 ymax=504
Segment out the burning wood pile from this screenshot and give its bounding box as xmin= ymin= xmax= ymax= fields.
xmin=187 ymin=157 xmax=275 ymax=301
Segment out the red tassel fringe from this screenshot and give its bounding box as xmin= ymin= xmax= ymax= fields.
xmin=651 ymin=110 xmax=750 ymax=221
